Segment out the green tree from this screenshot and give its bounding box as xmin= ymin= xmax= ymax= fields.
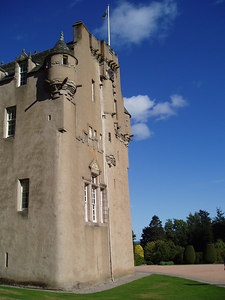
xmin=174 ymin=245 xmax=185 ymax=264
xmin=144 ymin=240 xmax=177 ymax=264
xmin=204 ymin=244 xmax=216 ymax=264
xmin=140 ymin=215 xmax=165 ymax=248
xmin=144 ymin=241 xmax=155 ymax=265
xmin=212 ymin=208 xmax=225 ymax=242
xmin=165 ymin=219 xmax=188 ymax=246
xmin=187 ymin=210 xmax=212 ymax=251
xmin=214 ymin=239 xmax=225 ymax=262
xmin=184 ymin=245 xmax=196 ymax=264
xmin=165 ymin=219 xmax=174 ymax=240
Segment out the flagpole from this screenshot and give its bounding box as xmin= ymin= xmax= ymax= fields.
xmin=107 ymin=4 xmax=111 ymax=47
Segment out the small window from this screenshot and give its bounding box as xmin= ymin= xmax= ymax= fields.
xmin=5 ymin=252 xmax=9 ymax=268
xmin=18 ymin=179 xmax=29 ymax=211
xmin=89 ymin=126 xmax=93 ymax=138
xmin=19 ymin=62 xmax=28 ymax=86
xmin=91 ymin=80 xmax=95 ymax=102
xmin=6 ymin=106 xmax=16 ymax=137
xmin=63 ymin=55 xmax=68 ymax=65
xmin=108 ymin=132 xmax=111 ymax=142
xmin=91 ymin=176 xmax=97 ymax=185
xmin=114 ymin=100 xmax=118 ymax=117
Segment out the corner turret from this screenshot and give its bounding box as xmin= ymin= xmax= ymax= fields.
xmin=46 ymin=32 xmax=78 ymax=101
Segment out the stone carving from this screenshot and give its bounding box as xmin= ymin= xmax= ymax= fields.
xmin=47 ymin=77 xmax=77 ymax=101
xmin=106 ymin=155 xmax=116 ymax=167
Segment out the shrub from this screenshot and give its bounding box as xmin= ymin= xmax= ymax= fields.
xmin=204 ymin=244 xmax=217 ymax=264
xmin=159 ymin=261 xmax=174 ymax=265
xmin=134 ymin=244 xmax=145 ymax=266
xmin=195 ymin=252 xmax=203 ymax=264
xmin=134 ymin=244 xmax=144 ymax=258
xmin=134 ymin=254 xmax=145 ymax=266
xmin=144 ymin=241 xmax=156 ymax=265
xmin=184 ymin=245 xmax=196 ymax=264
xmin=214 ymin=239 xmax=225 ymax=263
xmin=173 ymin=245 xmax=184 ymax=264
xmin=144 ymin=240 xmax=177 ymax=264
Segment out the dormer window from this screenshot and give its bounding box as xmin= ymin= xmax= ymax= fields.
xmin=19 ymin=61 xmax=28 ymax=86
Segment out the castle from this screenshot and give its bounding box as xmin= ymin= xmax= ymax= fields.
xmin=0 ymin=22 xmax=134 ymax=289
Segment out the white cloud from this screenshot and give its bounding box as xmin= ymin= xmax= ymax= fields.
xmin=123 ymin=95 xmax=155 ymax=122
xmin=131 ymin=123 xmax=153 ymax=141
xmin=95 ymin=0 xmax=178 ymax=46
xmin=170 ymin=94 xmax=188 ymax=108
xmin=124 ymin=94 xmax=188 ymax=140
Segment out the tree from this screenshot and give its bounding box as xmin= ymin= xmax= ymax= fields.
xmin=204 ymin=244 xmax=216 ymax=264
xmin=212 ymin=208 xmax=225 ymax=242
xmin=174 ymin=245 xmax=185 ymax=264
xmin=214 ymin=239 xmax=225 ymax=262
xmin=144 ymin=241 xmax=155 ymax=265
xmin=140 ymin=215 xmax=165 ymax=248
xmin=165 ymin=219 xmax=188 ymax=246
xmin=187 ymin=210 xmax=212 ymax=251
xmin=165 ymin=219 xmax=174 ymax=241
xmin=184 ymin=245 xmax=196 ymax=264
xmin=144 ymin=240 xmax=177 ymax=264
xmin=132 ymin=231 xmax=136 ymax=245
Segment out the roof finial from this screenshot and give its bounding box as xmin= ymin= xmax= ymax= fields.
xmin=60 ymin=31 xmax=64 ymax=41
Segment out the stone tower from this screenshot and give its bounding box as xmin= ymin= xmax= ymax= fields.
xmin=0 ymin=22 xmax=133 ymax=290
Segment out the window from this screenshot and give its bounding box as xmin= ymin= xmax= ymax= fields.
xmin=99 ymin=188 xmax=104 ymax=223
xmin=5 ymin=252 xmax=9 ymax=268
xmin=83 ymin=174 xmax=107 ymax=224
xmin=63 ymin=55 xmax=68 ymax=65
xmin=91 ymin=80 xmax=95 ymax=102
xmin=18 ymin=179 xmax=29 ymax=211
xmin=88 ymin=126 xmax=93 ymax=138
xmin=84 ymin=184 xmax=89 ymax=222
xmin=108 ymin=132 xmax=111 ymax=142
xmin=19 ymin=62 xmax=28 ymax=86
xmin=6 ymin=106 xmax=16 ymax=137
xmin=114 ymin=100 xmax=118 ymax=117
xmin=91 ymin=187 xmax=97 ymax=222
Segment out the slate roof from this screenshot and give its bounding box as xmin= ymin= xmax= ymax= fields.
xmin=0 ymin=33 xmax=74 ymax=83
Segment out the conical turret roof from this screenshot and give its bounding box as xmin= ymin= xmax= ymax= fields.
xmin=52 ymin=32 xmax=72 ymax=55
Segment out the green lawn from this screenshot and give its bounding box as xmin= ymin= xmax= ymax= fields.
xmin=0 ymin=275 xmax=225 ymax=300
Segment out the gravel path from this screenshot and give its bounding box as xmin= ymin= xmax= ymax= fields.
xmin=75 ymin=264 xmax=225 ymax=293
xmin=136 ymin=264 xmax=225 ymax=287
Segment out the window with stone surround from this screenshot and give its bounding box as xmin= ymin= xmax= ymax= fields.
xmin=83 ymin=161 xmax=107 ymax=224
xmin=19 ymin=61 xmax=28 ymax=86
xmin=18 ymin=179 xmax=29 ymax=212
xmin=6 ymin=106 xmax=16 ymax=138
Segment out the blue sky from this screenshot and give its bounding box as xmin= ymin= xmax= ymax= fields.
xmin=1 ymin=0 xmax=225 ymax=240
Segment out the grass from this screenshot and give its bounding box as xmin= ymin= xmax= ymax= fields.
xmin=0 ymin=275 xmax=225 ymax=300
